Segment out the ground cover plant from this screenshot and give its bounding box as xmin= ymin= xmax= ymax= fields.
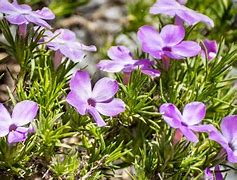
xmin=0 ymin=0 xmax=237 ymax=179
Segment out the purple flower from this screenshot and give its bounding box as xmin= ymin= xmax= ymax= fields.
xmin=97 ymin=46 xmax=160 ymax=78
xmin=150 ymin=0 xmax=214 ymax=27
xmin=0 ymin=0 xmax=55 ymax=28
xmin=209 ymin=115 xmax=237 ymax=163
xmin=66 ymin=71 xmax=125 ymax=127
xmin=159 ymin=102 xmax=215 ymax=142
xmin=0 ymin=100 xmax=38 ymax=144
xmin=44 ymin=29 xmax=97 ymax=63
xmin=137 ymin=25 xmax=201 ymax=60
xmin=205 ymin=166 xmax=223 ymax=180
xmin=201 ymin=39 xmax=218 ymax=60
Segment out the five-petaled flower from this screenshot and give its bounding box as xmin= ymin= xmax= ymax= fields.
xmin=66 ymin=71 xmax=125 ymax=127
xmin=97 ymin=46 xmax=160 ymax=78
xmin=209 ymin=115 xmax=237 ymax=163
xmin=150 ymin=0 xmax=214 ymax=27
xmin=44 ymin=29 xmax=97 ymax=66
xmin=137 ymin=25 xmax=201 ymax=61
xmin=0 ymin=100 xmax=38 ymax=144
xmin=0 ymin=0 xmax=55 ymax=28
xmin=159 ymin=102 xmax=215 ymax=142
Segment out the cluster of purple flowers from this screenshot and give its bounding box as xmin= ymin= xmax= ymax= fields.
xmin=97 ymin=46 xmax=160 ymax=78
xmin=43 ymin=29 xmax=97 ymax=69
xmin=0 ymin=0 xmax=54 ymax=29
xmin=0 ymin=0 xmax=125 ymax=142
xmin=0 ymin=0 xmax=124 ymax=141
xmin=0 ymin=1 xmax=234 ymax=177
xmin=0 ymin=0 xmax=96 ymax=65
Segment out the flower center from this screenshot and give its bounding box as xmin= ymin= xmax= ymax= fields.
xmin=229 ymin=143 xmax=236 ymax=151
xmin=181 ymin=122 xmax=188 ymax=127
xmin=87 ymin=98 xmax=96 ymax=107
xmin=162 ymin=47 xmax=172 ymax=52
xmin=9 ymin=124 xmax=17 ymax=132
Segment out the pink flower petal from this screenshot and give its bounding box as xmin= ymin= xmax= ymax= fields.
xmin=35 ymin=7 xmax=55 ymax=20
xmin=209 ymin=130 xmax=229 ymax=150
xmin=97 ymin=60 xmax=126 ymax=72
xmin=202 ymin=39 xmax=218 ymax=60
xmin=96 ymin=98 xmax=125 ymax=116
xmin=189 ymin=124 xmax=216 ymax=133
xmin=171 ymin=41 xmax=201 ymax=58
xmin=66 ymin=91 xmax=87 ymax=115
xmin=226 ymin=148 xmax=237 ymax=163
xmin=140 ymin=66 xmax=161 ymax=77
xmin=182 ymin=102 xmax=206 ymax=125
xmin=0 ymin=103 xmax=11 ymax=137
xmin=177 ymin=9 xmax=214 ymax=27
xmin=8 ymin=127 xmax=28 ymax=144
xmin=12 ymin=100 xmax=38 ymax=126
xmin=150 ymin=0 xmax=179 ymax=16
xmin=160 ymin=25 xmax=185 ymax=46
xmin=159 ymin=103 xmax=182 ymax=128
xmin=137 ymin=25 xmax=163 ymax=58
xmin=69 ymin=71 xmax=92 ymax=100
xmin=150 ymin=0 xmax=214 ymax=27
xmin=6 ymin=14 xmax=27 ymax=25
xmin=25 ymin=14 xmax=52 ymax=28
xmin=87 ymin=107 xmax=106 ymax=127
xmin=59 ymin=44 xmax=85 ymax=62
xmin=92 ymin=77 xmax=119 ymax=102
xmin=108 ymin=46 xmax=134 ymax=61
xmin=179 ymin=126 xmax=198 ymax=142
xmin=54 ymin=29 xmax=76 ymax=41
xmin=221 ymin=115 xmax=237 ymax=143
